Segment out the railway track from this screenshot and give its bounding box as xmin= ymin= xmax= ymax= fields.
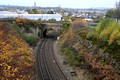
xmin=37 ymin=35 xmax=67 ymax=80
xmin=37 ymin=39 xmax=52 ymax=80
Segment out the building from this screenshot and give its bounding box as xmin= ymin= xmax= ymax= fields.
xmin=84 ymin=18 xmax=93 ymax=25
xmin=0 ymin=14 xmax=62 ymax=21
xmin=34 ymin=1 xmax=36 ymax=8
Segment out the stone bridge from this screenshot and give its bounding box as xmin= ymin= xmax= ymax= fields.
xmin=44 ymin=21 xmax=62 ymax=31
xmin=0 ymin=19 xmax=69 ymax=38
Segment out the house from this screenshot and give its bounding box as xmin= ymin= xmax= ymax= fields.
xmin=84 ymin=18 xmax=93 ymax=25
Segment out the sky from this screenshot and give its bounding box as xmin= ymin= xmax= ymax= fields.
xmin=0 ymin=0 xmax=119 ymax=8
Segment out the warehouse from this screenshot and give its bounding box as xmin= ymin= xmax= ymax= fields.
xmin=0 ymin=14 xmax=62 ymax=21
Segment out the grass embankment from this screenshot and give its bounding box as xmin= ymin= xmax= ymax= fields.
xmin=0 ymin=22 xmax=34 ymax=80
xmin=22 ymin=34 xmax=38 ymax=47
xmin=58 ymin=19 xmax=120 ymax=80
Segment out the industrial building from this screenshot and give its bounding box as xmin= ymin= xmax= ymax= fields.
xmin=0 ymin=14 xmax=62 ymax=21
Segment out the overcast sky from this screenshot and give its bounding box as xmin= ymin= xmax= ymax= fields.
xmin=0 ymin=0 xmax=119 ymax=8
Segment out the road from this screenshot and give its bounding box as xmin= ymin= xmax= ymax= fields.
xmin=36 ymin=35 xmax=67 ymax=80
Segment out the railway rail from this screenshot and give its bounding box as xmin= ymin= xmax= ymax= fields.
xmin=37 ymin=35 xmax=67 ymax=80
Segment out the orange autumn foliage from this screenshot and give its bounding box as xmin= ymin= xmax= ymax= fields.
xmin=16 ymin=19 xmax=42 ymax=27
xmin=70 ymin=19 xmax=88 ymax=29
xmin=84 ymin=53 xmax=120 ymax=80
xmin=0 ymin=22 xmax=34 ymax=80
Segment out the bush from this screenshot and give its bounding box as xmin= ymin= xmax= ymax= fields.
xmin=16 ymin=19 xmax=42 ymax=29
xmin=0 ymin=22 xmax=34 ymax=79
xmin=70 ymin=19 xmax=87 ymax=29
xmin=87 ymin=18 xmax=120 ymax=45
xmin=78 ymin=27 xmax=91 ymax=39
xmin=61 ymin=48 xmax=81 ymax=67
xmin=22 ymin=34 xmax=38 ymax=47
xmin=62 ymin=23 xmax=71 ymax=32
xmin=86 ymin=28 xmax=96 ymax=40
xmin=48 ymin=18 xmax=56 ymax=21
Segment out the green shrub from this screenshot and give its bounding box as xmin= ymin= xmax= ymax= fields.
xmin=86 ymin=28 xmax=96 ymax=40
xmin=62 ymin=23 xmax=71 ymax=32
xmin=78 ymin=27 xmax=90 ymax=38
xmin=61 ymin=48 xmax=81 ymax=67
xmin=87 ymin=18 xmax=120 ymax=45
xmin=22 ymin=34 xmax=38 ymax=47
xmin=101 ymin=61 xmax=109 ymax=66
xmin=48 ymin=18 xmax=56 ymax=21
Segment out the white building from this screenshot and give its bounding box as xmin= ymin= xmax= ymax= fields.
xmin=0 ymin=14 xmax=62 ymax=21
xmin=84 ymin=18 xmax=93 ymax=25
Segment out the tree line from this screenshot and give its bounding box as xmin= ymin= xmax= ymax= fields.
xmin=105 ymin=1 xmax=120 ymax=22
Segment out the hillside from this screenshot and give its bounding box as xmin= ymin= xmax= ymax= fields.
xmin=58 ymin=19 xmax=120 ymax=80
xmin=0 ymin=22 xmax=34 ymax=79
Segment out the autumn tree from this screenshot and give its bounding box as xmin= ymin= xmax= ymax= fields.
xmin=87 ymin=18 xmax=120 ymax=45
xmin=68 ymin=11 xmax=73 ymax=16
xmin=34 ymin=9 xmax=40 ymax=14
xmin=47 ymin=11 xmax=54 ymax=14
xmin=48 ymin=18 xmax=56 ymax=21
xmin=114 ymin=1 xmax=120 ymax=22
xmin=105 ymin=9 xmax=114 ymax=18
xmin=29 ymin=10 xmax=34 ymax=14
xmin=28 ymin=9 xmax=40 ymax=14
xmin=70 ymin=19 xmax=87 ymax=29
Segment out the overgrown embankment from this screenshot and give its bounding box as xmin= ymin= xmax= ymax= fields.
xmin=0 ymin=22 xmax=34 ymax=80
xmin=87 ymin=19 xmax=120 ymax=60
xmin=58 ymin=19 xmax=120 ymax=80
xmin=16 ymin=18 xmax=45 ymax=47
